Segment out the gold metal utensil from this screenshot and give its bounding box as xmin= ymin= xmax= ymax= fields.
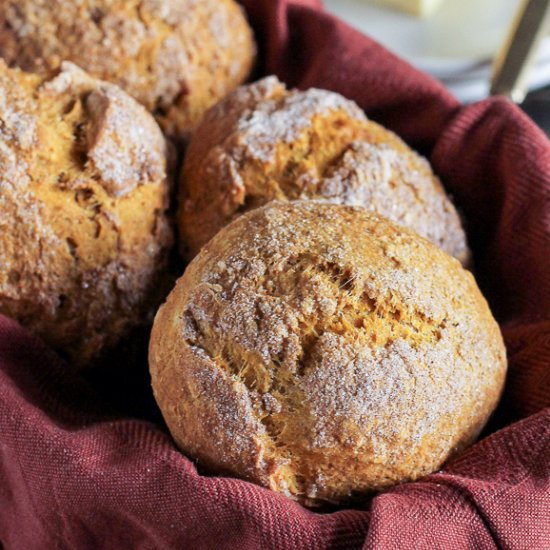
xmin=491 ymin=0 xmax=550 ymax=103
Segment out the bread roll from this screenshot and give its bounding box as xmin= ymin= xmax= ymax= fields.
xmin=150 ymin=201 xmax=506 ymax=506
xmin=0 ymin=0 xmax=256 ymax=141
xmin=0 ymin=61 xmax=172 ymax=367
xmin=179 ymin=77 xmax=470 ymax=263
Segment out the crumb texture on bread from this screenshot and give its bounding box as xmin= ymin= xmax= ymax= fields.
xmin=180 ymin=77 xmax=470 ymax=264
xmin=0 ymin=0 xmax=256 ymax=140
xmin=150 ymin=201 xmax=506 ymax=505
xmin=0 ymin=61 xmax=172 ymax=366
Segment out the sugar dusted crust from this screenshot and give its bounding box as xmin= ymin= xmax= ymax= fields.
xmin=180 ymin=77 xmax=470 ymax=265
xmin=41 ymin=62 xmax=167 ymax=197
xmin=150 ymin=201 xmax=506 ymax=505
xmin=0 ymin=61 xmax=173 ymax=367
xmin=0 ymin=0 xmax=256 ymax=140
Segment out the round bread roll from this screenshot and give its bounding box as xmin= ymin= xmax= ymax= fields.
xmin=150 ymin=201 xmax=506 ymax=506
xmin=0 ymin=60 xmax=173 ymax=367
xmin=179 ymin=76 xmax=469 ymax=264
xmin=0 ymin=0 xmax=256 ymax=141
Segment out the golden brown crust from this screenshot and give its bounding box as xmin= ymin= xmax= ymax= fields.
xmin=0 ymin=0 xmax=256 ymax=141
xmin=0 ymin=61 xmax=173 ymax=367
xmin=150 ymin=201 xmax=506 ymax=506
xmin=179 ymin=77 xmax=470 ymax=264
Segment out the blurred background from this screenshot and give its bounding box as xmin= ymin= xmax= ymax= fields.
xmin=324 ymin=0 xmax=550 ymax=135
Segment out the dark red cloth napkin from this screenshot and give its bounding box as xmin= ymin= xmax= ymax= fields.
xmin=2 ymin=1 xmax=550 ymax=548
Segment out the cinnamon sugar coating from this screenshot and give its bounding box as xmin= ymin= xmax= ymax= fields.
xmin=180 ymin=77 xmax=469 ymax=264
xmin=0 ymin=61 xmax=173 ymax=367
xmin=0 ymin=0 xmax=256 ymax=141
xmin=150 ymin=201 xmax=506 ymax=506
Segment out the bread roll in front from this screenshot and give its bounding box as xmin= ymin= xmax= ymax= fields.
xmin=150 ymin=201 xmax=506 ymax=505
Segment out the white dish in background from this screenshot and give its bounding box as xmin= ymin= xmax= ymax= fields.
xmin=323 ymin=0 xmax=550 ymax=102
